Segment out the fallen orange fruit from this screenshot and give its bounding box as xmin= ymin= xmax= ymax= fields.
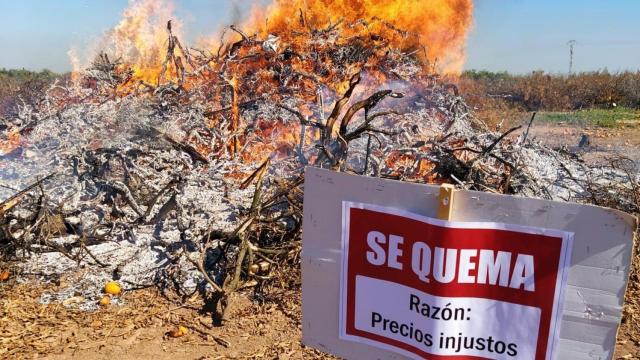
xmin=104 ymin=281 xmax=121 ymax=295
xmin=0 ymin=270 xmax=9 ymax=281
xmin=168 ymin=325 xmax=188 ymax=338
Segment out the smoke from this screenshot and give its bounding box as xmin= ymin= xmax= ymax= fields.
xmin=230 ymin=2 xmax=242 ymax=25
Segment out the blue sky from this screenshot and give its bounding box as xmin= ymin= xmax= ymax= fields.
xmin=1 ymin=0 xmax=639 ymax=74
xmin=468 ymin=0 xmax=640 ymax=73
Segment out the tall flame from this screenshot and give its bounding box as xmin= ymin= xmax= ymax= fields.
xmin=247 ymin=0 xmax=474 ymax=73
xmin=73 ymin=0 xmax=182 ymax=84
xmin=75 ymin=0 xmax=473 ymax=82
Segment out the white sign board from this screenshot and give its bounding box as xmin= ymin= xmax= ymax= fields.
xmin=302 ymin=167 xmax=636 ymax=360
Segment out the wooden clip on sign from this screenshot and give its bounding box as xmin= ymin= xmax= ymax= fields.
xmin=437 ymin=183 xmax=456 ymax=221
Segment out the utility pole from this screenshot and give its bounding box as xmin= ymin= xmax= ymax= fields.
xmin=567 ymin=40 xmax=576 ymax=74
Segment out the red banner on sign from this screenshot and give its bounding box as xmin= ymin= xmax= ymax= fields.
xmin=339 ymin=202 xmax=572 ymax=360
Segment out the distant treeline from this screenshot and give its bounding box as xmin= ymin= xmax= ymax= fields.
xmin=2 ymin=68 xmax=640 ymax=121
xmin=459 ymin=70 xmax=640 ymax=111
xmin=0 ymin=68 xmax=58 ymax=80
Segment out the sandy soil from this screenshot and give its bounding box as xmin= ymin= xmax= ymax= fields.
xmin=526 ymin=123 xmax=640 ymax=165
xmin=0 ymin=281 xmax=333 ymax=360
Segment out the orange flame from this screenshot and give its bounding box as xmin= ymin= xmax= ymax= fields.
xmin=0 ymin=130 xmax=21 ymax=156
xmin=67 ymin=0 xmax=474 ymax=167
xmin=78 ymin=0 xmax=473 ymax=83
xmin=80 ymin=0 xmax=182 ymax=85
xmin=247 ymin=0 xmax=474 ymax=73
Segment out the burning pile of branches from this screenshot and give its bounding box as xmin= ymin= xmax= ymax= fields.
xmin=0 ymin=3 xmax=637 ymax=319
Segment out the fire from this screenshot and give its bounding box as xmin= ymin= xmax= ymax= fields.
xmin=247 ymin=0 xmax=474 ymax=73
xmin=75 ymin=0 xmax=473 ymax=85
xmin=66 ymin=0 xmax=474 ymax=168
xmin=111 ymin=0 xmax=180 ymax=82
xmin=70 ymin=0 xmax=183 ymax=85
xmin=0 ymin=130 xmax=21 ymax=156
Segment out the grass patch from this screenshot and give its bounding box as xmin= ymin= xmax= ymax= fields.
xmin=536 ymin=107 xmax=640 ymax=128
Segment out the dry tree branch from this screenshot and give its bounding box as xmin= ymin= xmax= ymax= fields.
xmin=0 ymin=173 xmax=56 ymax=216
xmin=338 ymin=91 xmax=402 ymax=137
xmin=324 ymin=73 xmax=361 ymax=141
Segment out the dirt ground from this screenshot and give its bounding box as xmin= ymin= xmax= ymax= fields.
xmin=526 ymin=123 xmax=640 ymax=164
xmin=0 ymin=280 xmax=334 ymax=360
xmin=1 ymin=122 xmax=638 ymax=360
xmin=1 ymin=273 xmax=638 ymax=360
